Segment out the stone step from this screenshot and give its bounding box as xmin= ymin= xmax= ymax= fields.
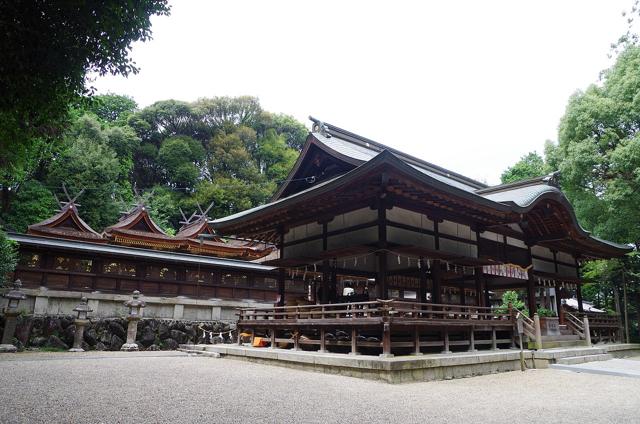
xmin=541 ymin=335 xmax=580 ymax=342
xmin=541 ymin=340 xmax=588 ymax=349
xmin=555 ymin=353 xmax=613 ymax=365
xmin=535 ymin=346 xmax=608 ymax=360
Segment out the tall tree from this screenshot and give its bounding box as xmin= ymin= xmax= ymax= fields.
xmin=0 ymin=1 xmax=170 ymax=183
xmin=500 ymin=152 xmax=547 ymax=184
xmin=552 ymin=46 xmax=640 ymax=247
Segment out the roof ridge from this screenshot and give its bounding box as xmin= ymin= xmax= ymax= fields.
xmin=476 ymin=172 xmax=560 ymax=195
xmin=309 ymin=116 xmax=487 ymax=190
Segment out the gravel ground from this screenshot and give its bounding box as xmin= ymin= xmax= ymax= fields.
xmin=1 ymin=351 xmax=639 ymax=424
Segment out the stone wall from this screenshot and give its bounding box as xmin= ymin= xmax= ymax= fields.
xmin=0 ymin=287 xmax=271 ymax=321
xmin=0 ymin=314 xmax=236 ymax=352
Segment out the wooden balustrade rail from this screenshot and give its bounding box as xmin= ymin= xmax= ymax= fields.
xmin=238 ymin=300 xmax=513 ymax=324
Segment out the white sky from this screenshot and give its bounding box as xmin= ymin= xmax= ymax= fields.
xmin=93 ymin=0 xmax=630 ymax=185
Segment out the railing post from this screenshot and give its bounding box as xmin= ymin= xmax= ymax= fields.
xmin=237 ymin=327 xmax=242 ymax=345
xmin=381 ymin=322 xmax=392 ymax=357
xmin=583 ymin=316 xmax=592 ymax=347
xmin=319 ymin=328 xmax=326 ymax=353
xmin=533 ymin=313 xmax=542 ymax=350
xmin=468 ymin=327 xmax=476 ymax=352
xmin=414 ymin=326 xmax=422 ymax=355
xmin=270 ymin=329 xmax=276 ymax=349
xmin=491 ymin=327 xmax=498 ymax=350
xmin=350 ymin=328 xmax=359 ymax=355
xmin=442 ymin=329 xmax=451 ymax=354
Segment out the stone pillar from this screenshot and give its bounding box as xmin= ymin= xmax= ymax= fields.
xmin=173 ymin=304 xmax=184 ymax=320
xmin=121 ymin=291 xmax=146 ymax=352
xmin=70 ymin=319 xmax=89 ymax=352
xmin=69 ymin=296 xmax=93 ymax=352
xmin=0 ymin=311 xmax=20 ymax=352
xmin=0 ymin=280 xmax=26 ymax=353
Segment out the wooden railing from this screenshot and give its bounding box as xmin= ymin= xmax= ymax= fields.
xmin=238 ymin=300 xmax=513 ymax=324
xmin=565 ymin=312 xmax=585 ymax=339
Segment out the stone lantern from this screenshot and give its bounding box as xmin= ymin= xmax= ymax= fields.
xmin=121 ymin=290 xmax=146 ymax=351
xmin=69 ymin=297 xmax=92 ymax=352
xmin=1 ymin=280 xmax=27 ymax=353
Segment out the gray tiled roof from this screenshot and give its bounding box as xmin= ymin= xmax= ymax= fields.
xmin=10 ymin=233 xmax=276 ymax=272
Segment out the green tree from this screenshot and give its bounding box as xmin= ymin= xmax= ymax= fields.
xmin=0 ymin=1 xmax=170 ymax=184
xmin=553 ymin=46 xmax=640 ymax=247
xmin=0 ymin=227 xmax=18 ymax=286
xmin=500 ymin=152 xmax=546 ymax=184
xmin=46 ymin=138 xmax=122 ymax=231
xmin=87 ymin=94 xmax=138 ymax=125
xmin=158 ymin=136 xmax=206 ymax=189
xmin=256 ymin=129 xmax=299 ymax=181
xmin=2 ymin=180 xmax=57 ymax=233
xmin=256 ymin=112 xmax=308 ymax=151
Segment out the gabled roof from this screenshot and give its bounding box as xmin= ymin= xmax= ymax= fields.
xmin=273 ymin=117 xmax=486 ymax=200
xmin=27 ymin=203 xmax=105 ymax=243
xmin=213 ymin=118 xmax=632 ymax=259
xmin=175 ymin=211 xmax=274 ymax=260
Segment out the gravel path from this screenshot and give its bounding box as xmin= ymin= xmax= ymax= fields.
xmin=1 ymin=352 xmax=639 ymax=424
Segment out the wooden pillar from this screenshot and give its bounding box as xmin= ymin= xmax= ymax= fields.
xmin=484 ymin=278 xmax=491 ymax=310
xmin=576 ymin=284 xmax=584 ymax=314
xmin=491 ymin=327 xmax=498 ymax=350
xmin=321 ymin=261 xmax=330 ymax=303
xmin=330 ymin=260 xmax=337 ymax=302
xmin=350 ymin=328 xmax=358 ymax=355
xmin=553 ymin=251 xmax=563 ymax=323
xmin=442 ymin=329 xmax=451 ymax=353
xmin=419 ymin=257 xmax=428 ymax=303
xmin=575 ymin=258 xmax=584 ymax=314
xmin=475 ymin=267 xmax=483 ymax=307
xmin=277 ymin=268 xmax=285 ymax=307
xmin=414 ymin=326 xmax=422 ymax=355
xmin=432 ymin=260 xmax=442 ymax=304
xmin=459 ymin=286 xmax=466 ymax=306
xmin=381 ymin=322 xmax=392 ymax=356
xmin=469 ymin=327 xmax=476 ymax=352
xmin=555 ymin=283 xmax=564 ymax=324
xmin=526 ymin=247 xmax=537 ymax=315
xmin=277 ymin=230 xmax=285 ymax=306
xmin=270 ymin=329 xmax=276 ymax=349
xmin=321 ymin=222 xmax=329 ymax=303
xmin=377 ymin=197 xmax=388 ymax=300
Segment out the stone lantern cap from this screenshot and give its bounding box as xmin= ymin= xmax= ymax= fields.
xmin=124 ymin=290 xmax=146 ymax=308
xmin=73 ymin=296 xmax=93 ymax=314
xmin=3 ymin=280 xmax=26 ymax=301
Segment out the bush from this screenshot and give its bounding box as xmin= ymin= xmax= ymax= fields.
xmin=495 ymin=290 xmax=528 ymax=317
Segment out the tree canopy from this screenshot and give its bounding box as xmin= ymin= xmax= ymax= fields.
xmin=500 ymin=152 xmax=547 ymax=184
xmin=1 ymin=95 xmax=306 ymax=234
xmin=0 ymin=1 xmax=170 ymax=189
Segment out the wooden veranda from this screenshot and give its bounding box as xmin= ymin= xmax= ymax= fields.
xmin=237 ymin=300 xmax=515 ymax=356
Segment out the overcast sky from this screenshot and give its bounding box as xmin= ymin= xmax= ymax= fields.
xmin=94 ymin=0 xmax=631 ymax=185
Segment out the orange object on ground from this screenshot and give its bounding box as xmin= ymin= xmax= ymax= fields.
xmin=252 ymin=337 xmax=269 ymax=347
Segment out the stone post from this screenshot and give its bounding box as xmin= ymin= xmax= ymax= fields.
xmin=121 ymin=291 xmax=146 ymax=352
xmin=582 ymin=316 xmax=592 ymax=347
xmin=0 ymin=280 xmax=26 ymax=353
xmin=69 ymin=297 xmax=92 ymax=352
xmin=533 ymin=313 xmax=543 ymax=350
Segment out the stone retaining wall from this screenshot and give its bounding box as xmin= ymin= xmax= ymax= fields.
xmin=0 ymin=314 xmax=236 ymax=352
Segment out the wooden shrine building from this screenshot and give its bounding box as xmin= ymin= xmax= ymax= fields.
xmin=213 ymin=118 xmax=630 ymax=355
xmin=9 ymin=193 xmax=300 ymax=312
